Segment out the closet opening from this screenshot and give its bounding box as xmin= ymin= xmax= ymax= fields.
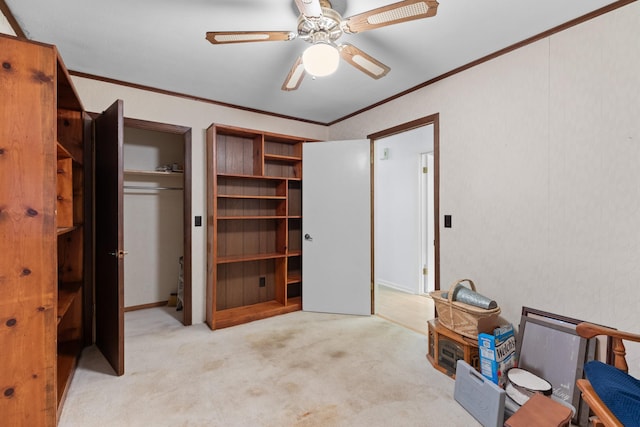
xmin=122 ymin=118 xmax=192 ymax=325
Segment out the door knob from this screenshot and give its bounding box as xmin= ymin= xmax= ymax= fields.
xmin=108 ymin=250 xmax=129 ymax=259
xmin=304 ymin=234 xmax=313 ymax=241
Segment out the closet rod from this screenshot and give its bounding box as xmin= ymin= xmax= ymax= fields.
xmin=123 ymin=185 xmax=183 ymax=191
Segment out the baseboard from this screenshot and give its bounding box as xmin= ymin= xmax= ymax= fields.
xmin=377 ymin=280 xmax=417 ymax=294
xmin=124 ymin=301 xmax=168 ymax=312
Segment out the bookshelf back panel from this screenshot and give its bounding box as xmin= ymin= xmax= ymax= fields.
xmin=264 ymin=140 xmax=300 ymax=157
xmin=287 ymin=282 xmax=301 ymax=299
xmin=216 ymin=260 xmax=276 ymax=310
xmin=264 ymin=162 xmax=299 ymax=178
xmin=217 ymin=177 xmax=285 ymax=197
xmin=288 ymin=181 xmax=302 ymax=216
xmin=217 ymin=219 xmax=281 ymax=257
xmin=288 ymin=219 xmax=302 ymax=253
xmin=216 ymin=134 xmax=258 ymax=175
xmin=217 ymin=198 xmax=286 ymax=217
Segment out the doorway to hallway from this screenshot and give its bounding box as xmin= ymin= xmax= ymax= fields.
xmin=370 ymin=115 xmax=440 ymax=332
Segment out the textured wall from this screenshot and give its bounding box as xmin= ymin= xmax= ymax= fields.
xmin=330 ymin=3 xmax=640 ymax=375
xmin=71 ymin=77 xmax=328 ymax=324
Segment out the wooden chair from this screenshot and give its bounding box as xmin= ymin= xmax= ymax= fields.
xmin=575 ymin=322 xmax=640 ymax=427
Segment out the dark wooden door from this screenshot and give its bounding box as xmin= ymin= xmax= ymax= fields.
xmin=94 ymin=100 xmax=125 ymax=376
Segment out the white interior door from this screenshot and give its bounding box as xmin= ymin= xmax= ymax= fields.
xmin=302 ymin=139 xmax=371 ymax=315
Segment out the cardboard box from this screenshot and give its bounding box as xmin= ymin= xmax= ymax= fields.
xmin=478 ymin=324 xmax=516 ymax=387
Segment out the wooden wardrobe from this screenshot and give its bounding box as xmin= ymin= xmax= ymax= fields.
xmin=0 ymin=34 xmax=92 ymax=425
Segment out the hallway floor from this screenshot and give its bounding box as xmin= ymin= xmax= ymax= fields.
xmin=376 ymin=285 xmax=435 ymax=335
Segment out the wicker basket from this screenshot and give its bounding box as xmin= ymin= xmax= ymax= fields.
xmin=430 ymin=279 xmax=501 ymax=339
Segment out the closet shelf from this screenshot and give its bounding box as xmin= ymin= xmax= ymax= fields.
xmin=124 ymin=169 xmax=183 ymax=176
xmin=124 ymin=185 xmax=183 ymax=191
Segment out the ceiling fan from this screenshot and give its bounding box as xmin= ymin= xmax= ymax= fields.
xmin=205 ymin=0 xmax=439 ymax=91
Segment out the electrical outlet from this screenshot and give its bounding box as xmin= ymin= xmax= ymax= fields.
xmin=259 ymin=277 xmax=266 ymax=287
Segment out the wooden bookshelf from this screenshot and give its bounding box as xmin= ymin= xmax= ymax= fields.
xmin=206 ymin=124 xmax=308 ymax=329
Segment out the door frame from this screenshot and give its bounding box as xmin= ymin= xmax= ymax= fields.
xmin=368 ymin=114 xmax=441 ymax=313
xmin=426 ymin=153 xmax=436 ymax=293
xmin=123 ymin=117 xmax=193 ymax=325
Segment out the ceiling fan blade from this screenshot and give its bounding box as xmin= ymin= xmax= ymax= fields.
xmin=294 ymin=0 xmax=322 ymax=18
xmin=206 ymin=31 xmax=295 ymax=45
xmin=282 ymin=56 xmax=306 ymax=91
xmin=339 ymin=43 xmax=390 ymax=79
xmin=343 ymin=0 xmax=439 ymax=34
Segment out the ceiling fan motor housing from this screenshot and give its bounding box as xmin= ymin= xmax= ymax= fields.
xmin=297 ymin=6 xmax=343 ymax=45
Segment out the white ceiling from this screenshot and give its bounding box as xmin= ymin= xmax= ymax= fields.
xmin=6 ymin=0 xmax=621 ymax=124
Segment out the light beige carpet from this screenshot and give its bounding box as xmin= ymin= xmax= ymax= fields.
xmin=59 ymin=308 xmax=479 ymax=427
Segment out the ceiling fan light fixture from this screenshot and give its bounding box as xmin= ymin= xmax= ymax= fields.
xmin=302 ymin=42 xmax=340 ymax=77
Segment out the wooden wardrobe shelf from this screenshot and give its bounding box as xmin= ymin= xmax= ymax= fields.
xmin=57 ymin=225 xmax=79 ymax=236
xmin=57 ymin=282 xmax=82 ymax=324
xmin=56 ymin=141 xmax=73 ymax=159
xmin=56 ymin=339 xmax=82 ymax=406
